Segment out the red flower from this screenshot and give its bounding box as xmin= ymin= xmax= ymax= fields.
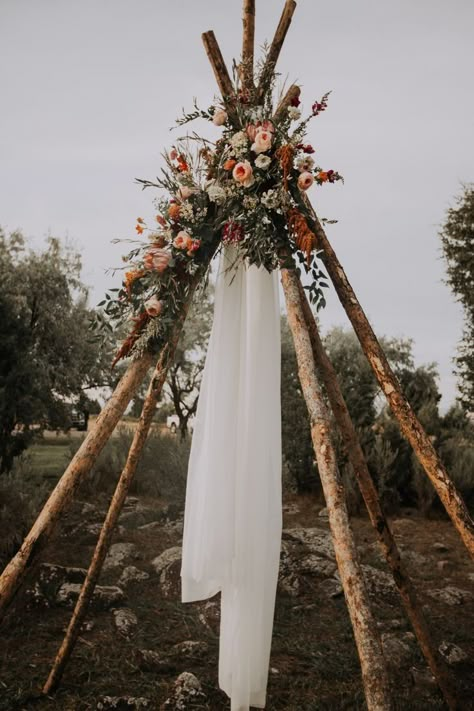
xmin=222 ymin=221 xmax=245 ymax=244
xmin=290 ymin=95 xmax=301 ymax=107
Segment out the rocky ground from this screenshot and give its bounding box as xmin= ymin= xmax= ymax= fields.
xmin=0 ymin=494 xmax=473 ymax=710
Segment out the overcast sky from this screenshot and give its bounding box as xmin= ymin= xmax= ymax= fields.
xmin=1 ymin=0 xmax=473 ymax=409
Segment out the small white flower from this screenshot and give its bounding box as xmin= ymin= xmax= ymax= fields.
xmin=261 ymin=189 xmax=280 ymax=209
xmin=288 ymin=106 xmax=302 ymax=121
xmin=229 ymin=131 xmax=248 ymax=155
xmin=255 ymin=154 xmax=271 ymax=170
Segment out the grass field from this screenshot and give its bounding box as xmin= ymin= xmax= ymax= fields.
xmin=27 ymin=439 xmax=73 ymax=479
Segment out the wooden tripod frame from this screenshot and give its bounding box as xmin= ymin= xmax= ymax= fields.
xmin=1 ymin=2 xmax=471 ymax=709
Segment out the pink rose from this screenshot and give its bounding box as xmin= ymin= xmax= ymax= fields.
xmin=144 ymin=296 xmax=163 ymax=317
xmin=246 ymin=120 xmax=274 ymax=141
xmin=232 ymin=160 xmax=254 ymax=188
xmin=251 ymin=129 xmax=272 ymax=154
xmin=298 ymin=171 xmax=314 ymax=191
xmin=187 ymin=239 xmax=201 ymax=256
xmin=174 ymin=230 xmax=192 ymax=250
xmin=144 ymin=247 xmax=170 ymax=273
xmin=212 ymin=108 xmax=228 ymax=126
xmin=178 ymin=185 xmax=194 ymax=200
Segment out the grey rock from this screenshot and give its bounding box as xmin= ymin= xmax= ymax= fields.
xmin=97 ymin=696 xmax=150 ymax=710
xmin=428 ymin=586 xmax=473 ymax=606
xmin=362 ymin=565 xmax=397 ymax=597
xmin=436 ymin=559 xmax=451 ymax=573
xmin=164 ymin=672 xmax=206 ymax=710
xmin=279 ymin=572 xmax=301 ymax=597
xmin=151 ymin=546 xmax=182 ymax=597
xmin=118 ymin=566 xmax=150 ymax=586
xmin=103 ymin=542 xmax=138 ymax=570
xmin=283 ymin=528 xmax=335 ymax=559
xmin=113 ymin=607 xmax=138 ymax=638
xmin=319 ymin=578 xmax=343 ymax=599
xmin=57 ymin=583 xmax=125 ymax=609
xmin=136 ymin=648 xmax=175 ymax=672
xmin=298 ymin=554 xmax=337 ymax=577
xmin=282 ymin=502 xmax=300 ymax=515
xmin=318 ymin=507 xmax=329 ymax=519
xmin=438 ymin=641 xmax=468 ymax=665
xmin=198 ymin=600 xmax=220 ymax=633
xmin=138 ymin=521 xmax=161 ymax=532
xmin=27 ymin=563 xmax=87 ymax=607
xmin=82 ymin=502 xmax=99 ymax=516
xmin=432 ymin=542 xmax=450 ymax=553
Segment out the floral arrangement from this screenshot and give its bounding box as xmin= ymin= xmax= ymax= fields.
xmin=96 ymin=56 xmax=343 ymax=365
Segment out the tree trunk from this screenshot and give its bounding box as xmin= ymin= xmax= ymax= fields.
xmin=297 ymin=280 xmax=459 ymax=710
xmin=304 ymin=198 xmax=474 ymax=559
xmin=281 ymin=268 xmax=393 ymax=711
xmin=0 ymin=351 xmax=154 ymax=623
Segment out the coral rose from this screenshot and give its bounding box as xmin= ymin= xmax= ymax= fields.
xmin=174 ymin=230 xmax=192 ymax=250
xmin=144 ymin=247 xmax=170 ymax=273
xmin=213 ymin=108 xmax=228 ymax=126
xmin=298 ymin=171 xmax=314 ymax=191
xmin=232 ymin=160 xmax=254 ymax=188
xmin=144 ymin=296 xmax=163 ymax=317
xmin=251 ymin=129 xmax=272 ymax=154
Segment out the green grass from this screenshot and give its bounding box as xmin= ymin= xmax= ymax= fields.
xmin=28 ymin=441 xmax=72 ymax=479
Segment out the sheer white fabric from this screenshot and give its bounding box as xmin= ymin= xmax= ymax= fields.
xmin=181 ymin=245 xmax=282 ymax=711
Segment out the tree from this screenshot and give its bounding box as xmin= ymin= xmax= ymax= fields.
xmin=166 ymin=287 xmax=213 ymax=439
xmin=439 ymin=184 xmax=474 ymax=411
xmin=0 ymin=229 xmax=114 ymax=471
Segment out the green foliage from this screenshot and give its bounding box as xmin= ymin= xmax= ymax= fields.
xmin=439 ymin=184 xmax=474 ymax=411
xmin=0 ymin=228 xmax=115 ymax=472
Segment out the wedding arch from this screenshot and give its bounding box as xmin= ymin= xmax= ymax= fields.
xmin=1 ymin=2 xmax=472 ymax=710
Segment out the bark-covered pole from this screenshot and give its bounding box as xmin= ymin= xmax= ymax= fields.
xmin=304 ymin=198 xmax=474 ymax=559
xmin=241 ymin=0 xmax=256 ymax=92
xmin=202 ymin=31 xmax=237 ymax=123
xmin=257 ymin=0 xmax=297 ymax=102
xmin=281 ymin=268 xmax=393 ymax=711
xmin=297 ymin=280 xmax=459 ymax=711
xmin=0 ymin=351 xmax=154 ymax=623
xmin=42 ymin=289 xmax=193 ymax=693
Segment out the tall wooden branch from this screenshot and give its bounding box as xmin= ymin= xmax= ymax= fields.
xmin=42 ymin=288 xmax=194 ymax=692
xmin=297 ymin=280 xmax=458 ymax=710
xmin=241 ymin=0 xmax=256 ymax=92
xmin=202 ymin=31 xmax=237 ymax=122
xmin=303 ymin=197 xmax=474 ymax=559
xmin=257 ymin=0 xmax=297 ymax=102
xmin=281 ymin=267 xmax=393 ymax=711
xmin=273 ymin=84 xmax=301 ymax=122
xmin=0 ymin=351 xmax=154 ymax=622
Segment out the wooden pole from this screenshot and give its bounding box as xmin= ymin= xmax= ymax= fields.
xmin=257 ymin=0 xmax=297 ymax=102
xmin=201 ymin=31 xmax=237 ymax=123
xmin=273 ymin=84 xmax=301 ymax=122
xmin=43 ymin=291 xmax=192 ymax=693
xmin=297 ymin=280 xmax=459 ymax=710
xmin=302 ymin=198 xmax=474 ymax=559
xmin=0 ymin=351 xmax=154 ymax=623
xmin=241 ymin=0 xmax=256 ymax=93
xmin=281 ymin=268 xmax=393 ymax=711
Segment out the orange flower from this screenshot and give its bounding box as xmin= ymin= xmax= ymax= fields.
xmin=177 ymin=154 xmax=189 ymax=173
xmin=168 ymin=203 xmax=181 ymax=222
xmin=223 ymin=159 xmax=237 ymax=171
xmin=317 ymin=171 xmax=329 ymax=183
xmin=135 ymin=224 xmax=144 ymax=234
xmin=136 ymin=217 xmax=145 ymax=224
xmin=124 ymin=269 xmax=145 ymax=296
xmin=155 ymin=215 xmax=166 ymax=226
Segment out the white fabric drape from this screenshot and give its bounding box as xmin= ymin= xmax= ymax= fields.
xmin=180 ymin=245 xmax=282 ymax=711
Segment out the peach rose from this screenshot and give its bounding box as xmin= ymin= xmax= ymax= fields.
xmin=298 ymin=171 xmax=314 ymax=191
xmin=144 ymin=296 xmax=163 ymax=317
xmin=251 ymin=129 xmax=272 ymax=154
xmin=144 ymin=247 xmax=170 ymax=273
xmin=246 ymin=120 xmax=274 ymax=141
xmin=178 ymin=184 xmax=194 ymax=200
xmin=212 ymin=108 xmax=228 ymax=126
xmin=232 ymin=160 xmax=254 ymax=188
xmin=174 ymin=230 xmax=192 ymax=250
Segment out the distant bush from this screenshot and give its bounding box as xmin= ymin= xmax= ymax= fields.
xmin=72 ymin=428 xmax=191 ymax=502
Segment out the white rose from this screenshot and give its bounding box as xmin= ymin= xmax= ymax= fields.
xmin=251 ymin=129 xmax=272 ymax=154
xmin=207 ymin=184 xmax=227 ymax=204
xmin=178 ymin=184 xmax=195 ymax=200
xmin=296 ymin=155 xmax=315 ymax=172
xmin=212 ymin=108 xmax=228 ymax=126
xmin=255 ymin=154 xmax=271 ymax=170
